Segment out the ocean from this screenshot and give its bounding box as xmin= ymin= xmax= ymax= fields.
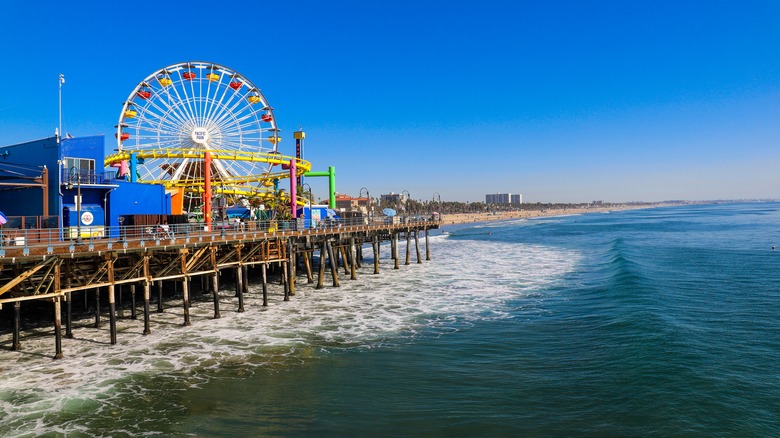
xmin=1 ymin=203 xmax=779 ymax=437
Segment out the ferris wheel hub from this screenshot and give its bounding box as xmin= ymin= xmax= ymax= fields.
xmin=191 ymin=127 xmax=210 ymax=145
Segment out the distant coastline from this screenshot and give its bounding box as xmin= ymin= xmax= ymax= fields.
xmin=440 ymin=204 xmax=654 ymax=226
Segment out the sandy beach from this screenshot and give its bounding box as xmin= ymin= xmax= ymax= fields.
xmin=440 ymin=205 xmax=652 ymax=226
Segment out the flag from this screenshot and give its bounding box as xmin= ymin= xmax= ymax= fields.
xmin=0 ymin=211 xmax=7 ymax=225
xmin=59 ymin=74 xmax=65 ymax=85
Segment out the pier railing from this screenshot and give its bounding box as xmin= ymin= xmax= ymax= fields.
xmin=0 ymin=215 xmax=439 ymax=256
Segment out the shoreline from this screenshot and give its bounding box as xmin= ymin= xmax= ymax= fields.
xmin=439 ymin=205 xmax=654 ymax=226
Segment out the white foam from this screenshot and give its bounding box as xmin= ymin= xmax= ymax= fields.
xmin=0 ymin=234 xmax=580 ymax=434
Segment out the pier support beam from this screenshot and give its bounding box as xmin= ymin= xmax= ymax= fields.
xmin=54 ymin=297 xmax=63 ymax=359
xmin=182 ymin=277 xmax=191 ymax=326
xmin=212 ymin=273 xmax=221 ymax=319
xmin=304 ymin=250 xmax=314 ymax=284
xmin=393 ymin=233 xmax=399 ymax=270
xmin=157 ymin=280 xmax=164 ymax=313
xmin=373 ymin=235 xmax=380 ymax=275
xmin=316 ymin=242 xmax=326 ymax=289
xmin=349 ymin=237 xmax=357 ymax=280
xmin=242 ymin=266 xmax=249 ymax=295
xmin=236 ymin=266 xmax=245 ymax=312
xmin=65 ymin=292 xmax=73 ymax=339
xmin=405 ymin=231 xmax=411 ymax=266
xmin=288 ymin=240 xmax=296 ymax=297
xmin=261 ymin=264 xmax=268 ymax=306
xmin=415 ymin=230 xmax=422 ymax=264
xmin=130 ymin=284 xmax=137 ymax=319
xmin=425 ymin=228 xmax=430 ymax=261
xmin=117 ymin=285 xmax=123 ymax=317
xmin=12 ymin=301 xmax=21 ymax=351
xmin=282 ymin=261 xmax=290 ymax=301
xmin=143 ymin=280 xmax=152 ymax=334
xmin=340 ymin=246 xmax=350 ymax=276
xmin=108 ymin=284 xmax=117 ymax=345
xmin=326 ymin=240 xmax=340 ymax=287
xmin=94 ymin=288 xmax=101 ymax=328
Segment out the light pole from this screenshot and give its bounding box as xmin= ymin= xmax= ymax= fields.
xmin=303 ymin=183 xmax=313 ymax=228
xmin=360 ymin=187 xmax=370 ymax=221
xmin=433 ymin=192 xmax=441 ymax=214
xmin=68 ymin=166 xmax=82 ymax=243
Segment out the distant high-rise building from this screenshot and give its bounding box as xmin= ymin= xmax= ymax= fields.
xmin=486 ymin=193 xmax=511 ymax=204
xmin=486 ymin=193 xmax=522 ymax=204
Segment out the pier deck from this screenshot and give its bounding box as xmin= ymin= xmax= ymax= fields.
xmin=0 ymin=219 xmax=439 ymax=358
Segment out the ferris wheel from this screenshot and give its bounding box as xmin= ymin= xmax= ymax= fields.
xmin=113 ymin=61 xmax=281 ymax=209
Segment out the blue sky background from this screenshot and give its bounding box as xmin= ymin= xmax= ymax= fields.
xmin=0 ymin=1 xmax=778 ymax=203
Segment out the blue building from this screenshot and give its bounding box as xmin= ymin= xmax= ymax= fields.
xmin=0 ymin=135 xmax=171 ymax=239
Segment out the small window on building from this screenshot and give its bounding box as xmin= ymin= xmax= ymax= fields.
xmin=64 ymin=157 xmax=96 ymax=182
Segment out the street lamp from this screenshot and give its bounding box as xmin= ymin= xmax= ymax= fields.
xmin=401 ymin=190 xmax=410 ymax=213
xmin=360 ymin=187 xmax=371 ymax=221
xmin=302 ymin=183 xmax=313 ymax=228
xmin=67 ymin=166 xmax=83 ymax=243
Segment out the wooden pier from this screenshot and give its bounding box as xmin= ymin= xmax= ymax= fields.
xmin=0 ymin=220 xmax=439 ymax=359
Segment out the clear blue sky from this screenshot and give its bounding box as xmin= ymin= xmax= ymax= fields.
xmin=0 ymin=1 xmax=778 ymax=203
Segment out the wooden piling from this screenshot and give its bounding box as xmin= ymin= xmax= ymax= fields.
xmin=242 ymin=266 xmax=249 ymax=295
xmin=94 ymin=288 xmax=101 ymax=328
xmin=117 ymin=284 xmax=123 ymax=316
xmin=156 ymin=280 xmax=164 ymax=313
xmin=415 ymin=230 xmax=422 ymax=264
xmin=373 ymin=235 xmax=380 ymax=275
xmin=63 ymin=270 xmax=73 ymax=339
xmin=393 ymin=233 xmax=399 ymax=270
xmin=326 ymin=240 xmax=340 ymax=287
xmin=349 ymin=237 xmax=357 ymax=280
xmin=212 ymin=273 xmax=221 ymax=319
xmin=65 ymin=292 xmax=73 ymax=339
xmin=405 ymin=231 xmax=411 ymax=265
xmin=337 ymin=245 xmax=347 ymax=275
xmin=425 ymin=228 xmax=430 ymax=260
xmin=143 ymin=280 xmax=152 ymax=334
xmin=316 ymin=242 xmax=326 ymax=289
xmin=12 ymin=301 xmax=21 ymax=351
xmin=288 ymin=240 xmax=296 ymax=297
xmin=108 ymin=284 xmax=117 ymax=345
xmin=182 ymin=277 xmax=191 ymax=326
xmin=261 ymin=263 xmax=268 ymax=306
xmin=236 ymin=266 xmax=245 ymax=312
xmin=282 ymin=261 xmax=290 ymax=301
xmin=304 ymin=250 xmax=314 ymax=284
xmin=130 ymin=284 xmax=137 ymax=319
xmin=54 ymin=297 xmax=63 ymax=359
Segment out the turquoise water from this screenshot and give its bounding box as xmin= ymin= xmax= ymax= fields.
xmin=2 ymin=203 xmax=779 ymax=436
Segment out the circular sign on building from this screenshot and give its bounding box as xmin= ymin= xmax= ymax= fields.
xmin=81 ymin=211 xmax=94 ymax=226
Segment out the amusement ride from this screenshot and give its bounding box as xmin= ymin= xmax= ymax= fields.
xmin=104 ymin=61 xmax=311 ymax=225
